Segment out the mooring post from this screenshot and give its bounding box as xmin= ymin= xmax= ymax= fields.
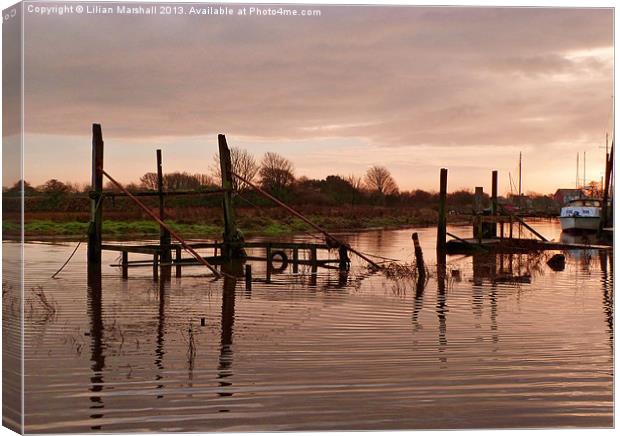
xmin=218 ymin=134 xmax=244 ymax=259
xmin=292 ymin=248 xmax=299 ymax=273
xmin=175 ymin=247 xmax=182 ymax=278
xmin=121 ymin=251 xmax=128 ymax=279
xmin=265 ymin=244 xmax=272 ymax=283
xmin=87 ymin=124 xmax=104 ymax=265
xmin=436 ymin=168 xmax=448 ymax=256
xmin=412 ymin=232 xmax=426 ymax=279
xmin=338 ymin=245 xmax=350 ymax=271
xmin=491 ymin=170 xmax=498 ymax=238
xmin=310 ymin=246 xmax=318 ymax=275
xmin=157 ymin=150 xmax=172 ymax=263
xmin=153 ymin=253 xmax=159 ymax=281
xmin=245 ymin=264 xmax=252 ymax=292
xmin=474 ymin=186 xmax=484 ymax=242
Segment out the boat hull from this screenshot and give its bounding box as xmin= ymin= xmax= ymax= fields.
xmin=560 ymin=216 xmax=600 ymax=232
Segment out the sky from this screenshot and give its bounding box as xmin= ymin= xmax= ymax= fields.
xmin=5 ymin=3 xmax=614 ymax=194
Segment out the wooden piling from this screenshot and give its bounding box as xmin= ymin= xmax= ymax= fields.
xmin=266 ymin=244 xmax=272 ymax=283
xmin=338 ymin=245 xmax=349 ymax=271
xmin=87 ymin=124 xmax=104 ymax=265
xmin=474 ymin=186 xmax=484 ymax=214
xmin=157 ymin=150 xmax=171 ymax=262
xmin=175 ymin=247 xmax=182 ymax=277
xmin=411 ymin=232 xmax=426 ymax=279
xmin=292 ymin=248 xmax=299 ymax=273
xmin=491 ymin=170 xmax=498 ymax=238
xmin=474 ymin=186 xmax=484 ymax=242
xmin=218 ymin=135 xmax=242 ymax=259
xmin=310 ymin=246 xmax=318 ymax=275
xmin=153 ymin=253 xmax=159 ymax=281
xmin=436 ymin=168 xmax=448 ymax=255
xmin=245 ymin=264 xmax=252 ymax=291
xmin=121 ymin=251 xmax=128 ymax=279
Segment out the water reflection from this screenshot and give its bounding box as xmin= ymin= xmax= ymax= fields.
xmin=436 ymin=262 xmax=447 ymax=366
xmin=154 ymin=269 xmax=168 ymax=399
xmin=86 ymin=265 xmax=104 ymax=430
xmin=21 ymin=223 xmax=614 ymax=431
xmin=218 ymin=263 xmax=240 ymax=402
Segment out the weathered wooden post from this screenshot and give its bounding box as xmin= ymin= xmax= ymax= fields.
xmin=175 ymin=247 xmax=182 ymax=277
xmin=218 ymin=134 xmax=245 ymax=259
xmin=473 ymin=186 xmax=484 ymax=242
xmin=152 ymin=253 xmax=159 ymax=281
xmin=310 ymin=246 xmax=318 ymax=275
xmin=338 ymin=245 xmax=350 ymax=271
xmin=157 ymin=150 xmax=171 ymax=263
xmin=436 ymin=168 xmax=448 ymax=256
xmin=292 ymin=248 xmax=299 ymax=273
xmin=88 ymin=124 xmax=104 ymax=265
xmin=265 ymin=244 xmax=272 ymax=283
xmin=245 ymin=264 xmax=252 ymax=292
xmin=491 ymin=170 xmax=498 ymax=238
xmin=412 ymin=232 xmax=426 ymax=279
xmin=121 ymin=251 xmax=128 ymax=279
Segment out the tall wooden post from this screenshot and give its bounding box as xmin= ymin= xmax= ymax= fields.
xmin=157 ymin=150 xmax=171 ymax=262
xmin=474 ymin=187 xmax=484 ymax=241
xmin=491 ymin=170 xmax=498 ymax=237
xmin=218 ymin=134 xmax=242 ymax=259
xmin=436 ymin=168 xmax=448 ymax=256
xmin=87 ymin=124 xmax=104 ymax=265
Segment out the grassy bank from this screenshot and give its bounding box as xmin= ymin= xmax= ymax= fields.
xmin=3 ymin=207 xmax=446 ymax=240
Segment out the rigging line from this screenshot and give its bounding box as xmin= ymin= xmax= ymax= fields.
xmin=234 ymin=191 xmax=328 ymax=245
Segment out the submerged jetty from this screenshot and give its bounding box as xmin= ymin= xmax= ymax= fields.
xmin=86 ymin=124 xmax=379 ymax=284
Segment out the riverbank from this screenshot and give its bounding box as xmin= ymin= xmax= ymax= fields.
xmin=4 ymin=206 xmax=462 ymax=240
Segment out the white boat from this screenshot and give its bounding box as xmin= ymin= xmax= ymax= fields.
xmin=559 ymin=198 xmax=601 ymax=232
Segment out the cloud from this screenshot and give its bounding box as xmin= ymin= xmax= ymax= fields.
xmin=12 ymin=5 xmax=613 ymax=192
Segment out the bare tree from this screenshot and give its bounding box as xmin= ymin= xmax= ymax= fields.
xmin=140 ymin=171 xmax=213 ymax=191
xmin=140 ymin=172 xmax=158 ymax=190
xmin=364 ymin=166 xmax=398 ymax=195
xmin=346 ymin=174 xmax=363 ymax=206
xmin=211 ymin=147 xmax=259 ymax=191
xmin=259 ymin=152 xmax=295 ymax=192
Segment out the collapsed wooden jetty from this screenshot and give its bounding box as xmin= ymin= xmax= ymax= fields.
xmin=86 ymin=124 xmax=375 ymax=282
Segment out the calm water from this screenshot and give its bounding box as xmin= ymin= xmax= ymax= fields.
xmin=9 ymin=220 xmax=614 ymax=431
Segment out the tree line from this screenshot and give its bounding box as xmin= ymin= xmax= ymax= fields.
xmin=3 ymin=148 xmax=559 ymax=212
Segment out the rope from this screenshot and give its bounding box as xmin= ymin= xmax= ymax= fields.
xmin=51 ymin=241 xmax=82 ymax=279
xmin=50 ymin=193 xmax=105 ymax=279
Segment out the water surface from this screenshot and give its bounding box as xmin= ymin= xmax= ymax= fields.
xmin=11 ymin=220 xmax=614 ymax=431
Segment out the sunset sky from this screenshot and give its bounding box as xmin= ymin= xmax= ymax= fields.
xmin=7 ymin=4 xmax=614 ymax=194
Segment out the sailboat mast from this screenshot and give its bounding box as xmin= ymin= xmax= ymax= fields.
xmin=576 ymin=152 xmax=579 ymax=188
xmin=518 ymin=152 xmax=522 ymax=200
xmin=583 ymin=151 xmax=586 ymax=188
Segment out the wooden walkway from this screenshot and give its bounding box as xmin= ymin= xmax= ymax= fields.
xmin=446 ymin=237 xmax=612 ymax=254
